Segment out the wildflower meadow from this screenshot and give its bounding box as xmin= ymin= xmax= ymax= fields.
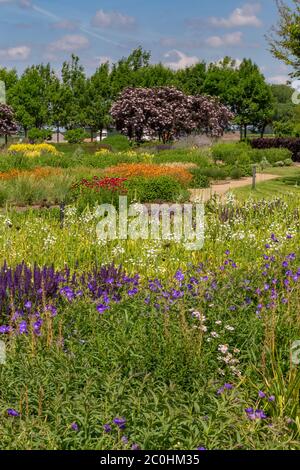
xmin=1 ymin=0 xmax=300 ymax=456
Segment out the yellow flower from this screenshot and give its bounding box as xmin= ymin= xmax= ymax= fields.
xmin=95 ymin=149 xmax=112 ymax=156
xmin=8 ymin=143 xmax=61 ymax=157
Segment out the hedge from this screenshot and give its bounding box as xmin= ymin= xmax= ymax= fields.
xmin=251 ymin=138 xmax=300 ymax=161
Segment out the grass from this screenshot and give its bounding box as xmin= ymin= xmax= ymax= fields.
xmin=1 ymin=197 xmax=300 ymax=449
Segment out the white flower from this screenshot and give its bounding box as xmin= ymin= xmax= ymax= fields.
xmin=225 ymin=325 xmax=235 ymax=331
xmin=211 ymin=331 xmax=219 ymax=338
xmin=218 ymin=344 xmax=229 ymax=354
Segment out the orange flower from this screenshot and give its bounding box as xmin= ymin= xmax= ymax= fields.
xmin=104 ymin=163 xmax=192 ymax=186
xmin=0 ymin=167 xmax=62 ymax=181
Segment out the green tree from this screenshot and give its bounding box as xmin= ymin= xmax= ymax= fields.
xmin=9 ymin=64 xmax=56 ymax=136
xmin=271 ymin=84 xmax=295 ymax=121
xmin=203 ymin=57 xmax=240 ymax=109
xmin=110 ymin=47 xmax=151 ymax=98
xmin=86 ymin=63 xmax=112 ymax=141
xmin=174 ymin=62 xmax=206 ymax=95
xmin=267 ymin=0 xmax=300 ymax=75
xmin=0 ymin=67 xmax=18 ymax=104
xmin=60 ymin=55 xmax=87 ymax=130
xmin=235 ymin=59 xmax=274 ymax=138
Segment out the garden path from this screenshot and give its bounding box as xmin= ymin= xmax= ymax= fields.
xmin=190 ymin=173 xmax=280 ymax=202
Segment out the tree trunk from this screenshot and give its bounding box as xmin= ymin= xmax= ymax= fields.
xmin=260 ymin=123 xmax=266 ymax=138
xmin=24 ymin=127 xmax=28 ymax=138
xmin=240 ymin=126 xmax=243 ymax=141
xmin=57 ymin=126 xmax=60 ymax=143
xmin=100 ymin=128 xmax=103 ymax=141
xmin=5 ymin=134 xmax=8 ymax=146
xmin=244 ymin=124 xmax=247 ymax=139
xmin=90 ymin=129 xmax=93 ymax=142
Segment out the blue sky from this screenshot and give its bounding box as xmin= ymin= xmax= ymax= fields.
xmin=0 ymin=0 xmax=294 ymax=83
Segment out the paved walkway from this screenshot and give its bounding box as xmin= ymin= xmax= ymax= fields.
xmin=190 ymin=173 xmax=280 ymax=202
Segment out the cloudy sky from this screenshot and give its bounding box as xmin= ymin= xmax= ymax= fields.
xmin=0 ymin=0 xmax=294 ymax=83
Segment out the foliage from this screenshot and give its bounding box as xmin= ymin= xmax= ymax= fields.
xmin=267 ymin=0 xmax=300 ymax=76
xmin=273 ymin=120 xmax=294 ymax=137
xmin=251 ymin=138 xmax=300 ymax=161
xmin=0 ymin=103 xmax=18 ymax=138
xmin=102 ymin=134 xmax=131 ymax=152
xmin=126 ymin=175 xmax=189 ymax=202
xmin=0 ymin=196 xmax=300 ymax=449
xmin=64 ymin=129 xmax=89 ymax=144
xmin=8 ymin=143 xmax=60 ymax=157
xmin=111 ymin=87 xmax=233 ymax=143
xmin=211 ymin=142 xmax=250 ymax=164
xmin=104 ymin=162 xmax=193 ymax=186
xmin=28 ymin=128 xmax=52 ymax=143
xmin=189 ymin=169 xmax=210 ymax=188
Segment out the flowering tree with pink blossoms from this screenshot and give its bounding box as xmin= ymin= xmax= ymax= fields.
xmin=110 ymin=86 xmax=234 ymax=143
xmin=0 ymin=104 xmax=18 ymax=145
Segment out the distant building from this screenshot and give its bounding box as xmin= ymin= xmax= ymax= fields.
xmin=95 ymin=129 xmax=108 ymax=142
xmin=50 ymin=132 xmax=66 ymax=143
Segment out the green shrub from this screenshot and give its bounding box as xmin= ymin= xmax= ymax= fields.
xmin=274 ymin=160 xmax=285 ymax=167
xmin=284 ymin=158 xmax=293 ymax=166
xmin=64 ymin=129 xmax=89 ymax=144
xmin=249 ymin=148 xmax=292 ymax=164
xmin=102 ymin=134 xmax=131 ymax=152
xmin=273 ymin=120 xmax=294 ymax=137
xmin=28 ymin=128 xmax=52 ymax=143
xmin=211 ymin=142 xmax=250 ymax=164
xmin=126 ymin=176 xmax=189 ymax=203
xmin=230 ymin=167 xmax=244 ymax=179
xmin=189 ymin=169 xmax=210 ymax=188
xmin=200 ymin=167 xmax=229 ymax=180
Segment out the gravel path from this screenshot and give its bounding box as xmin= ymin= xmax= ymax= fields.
xmin=190 ymin=173 xmax=280 ymax=202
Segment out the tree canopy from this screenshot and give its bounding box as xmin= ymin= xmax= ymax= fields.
xmin=0 ymin=47 xmax=276 ymax=139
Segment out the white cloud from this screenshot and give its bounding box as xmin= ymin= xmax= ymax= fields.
xmin=164 ymin=50 xmax=199 ymax=70
xmin=160 ymin=37 xmax=178 ymax=48
xmin=48 ymin=34 xmax=89 ymax=52
xmin=0 ymin=45 xmax=31 ymax=60
xmin=91 ymin=9 xmax=136 ymax=30
xmin=51 ymin=20 xmax=79 ymax=31
xmin=268 ymin=75 xmax=289 ymax=85
xmin=206 ymin=32 xmax=243 ymax=48
xmin=209 ymin=3 xmax=262 ymax=28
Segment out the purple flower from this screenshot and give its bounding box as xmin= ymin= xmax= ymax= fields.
xmin=7 ymin=408 xmax=20 ymax=417
xmin=121 ymin=436 xmax=129 ymax=444
xmin=113 ymin=417 xmax=126 ymax=429
xmin=19 ymin=321 xmax=27 ymax=335
xmin=97 ymin=304 xmax=109 ymax=314
xmin=71 ymin=422 xmax=79 ymax=431
xmin=24 ymin=301 xmax=32 ymax=309
xmin=0 ymin=325 xmax=10 ymax=334
xmin=132 ymin=443 xmax=141 ymax=450
xmin=224 ymin=383 xmax=233 ymax=390
xmin=245 ymin=408 xmax=267 ymax=420
xmin=128 ymin=288 xmax=138 ymax=296
xmin=197 ymin=446 xmax=206 ymax=451
xmin=258 ymin=391 xmax=266 ymax=399
xmin=268 ymin=395 xmax=275 ymax=402
xmin=174 ymin=270 xmax=184 ymax=282
xmin=103 ymin=423 xmax=112 ymax=433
